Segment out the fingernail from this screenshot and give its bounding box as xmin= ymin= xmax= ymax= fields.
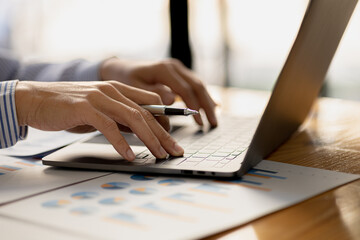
xmin=173 ymin=143 xmax=184 ymax=156
xmin=196 ymin=115 xmax=204 ymax=126
xmin=158 ymin=146 xmax=168 ymax=159
xmin=211 ymin=118 xmax=218 ymax=127
xmin=126 ymin=149 xmax=135 ymax=161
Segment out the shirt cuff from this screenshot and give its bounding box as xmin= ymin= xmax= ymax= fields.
xmin=75 ymin=60 xmax=103 ymax=82
xmin=0 ymin=80 xmax=28 ymax=148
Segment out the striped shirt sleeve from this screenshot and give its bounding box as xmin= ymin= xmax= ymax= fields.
xmin=0 ymin=80 xmax=27 ymax=148
xmin=1 ymin=48 xmax=102 ymax=149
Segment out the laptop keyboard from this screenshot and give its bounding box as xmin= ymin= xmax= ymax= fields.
xmin=134 ymin=116 xmax=258 ymax=168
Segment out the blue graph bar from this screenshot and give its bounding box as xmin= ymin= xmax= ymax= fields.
xmin=252 ymin=168 xmax=278 ymax=174
xmin=248 ymin=169 xmax=287 ymax=179
xmin=229 ymin=179 xmax=263 ymax=185
xmin=0 ymin=165 xmax=21 ymax=171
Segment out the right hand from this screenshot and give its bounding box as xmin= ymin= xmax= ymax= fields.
xmin=101 ymin=58 xmax=218 ymax=127
xmin=15 ymin=80 xmax=184 ymax=161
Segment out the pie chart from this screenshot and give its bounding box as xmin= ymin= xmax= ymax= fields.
xmin=70 ymin=206 xmax=97 ymax=216
xmin=130 ymin=174 xmax=156 ymax=181
xmin=71 ymin=192 xmax=99 ymax=200
xmin=101 ymin=182 xmax=130 ymax=190
xmin=129 ymin=187 xmax=157 ymax=195
xmin=42 ymin=199 xmax=71 ymax=208
xmin=99 ymin=197 xmax=126 ymax=205
xmin=158 ymin=179 xmax=186 ymax=186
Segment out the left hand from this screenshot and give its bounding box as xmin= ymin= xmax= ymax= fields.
xmin=15 ymin=81 xmax=183 ymax=161
xmin=100 ymin=58 xmax=218 ymax=127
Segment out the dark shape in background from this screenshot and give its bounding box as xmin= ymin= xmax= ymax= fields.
xmin=169 ymin=0 xmax=192 ymax=69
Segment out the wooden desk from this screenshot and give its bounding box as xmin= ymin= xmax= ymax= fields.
xmin=206 ymin=87 xmax=360 ymax=240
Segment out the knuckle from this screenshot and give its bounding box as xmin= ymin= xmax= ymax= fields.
xmin=87 ymin=88 xmax=103 ymax=100
xmin=114 ymin=136 xmax=126 ymax=148
xmin=102 ymin=119 xmax=118 ymax=132
xmin=194 ymin=80 xmax=205 ymax=92
xmin=141 ymin=109 xmax=155 ymax=122
xmin=157 ymin=60 xmax=177 ymax=71
xmin=97 ymin=82 xmax=117 ymax=93
xmin=181 ymin=83 xmax=192 ymax=94
xmin=104 ymin=120 xmax=117 ymax=130
xmin=149 ymin=92 xmax=162 ymax=104
xmin=157 ymin=62 xmax=169 ymax=71
xmin=128 ymin=108 xmax=143 ymax=122
xmin=107 ymin=80 xmax=118 ymax=85
xmin=75 ymin=98 xmax=91 ymax=109
xmin=169 ymin=58 xmax=183 ymax=67
xmin=159 ymin=129 xmax=173 ymax=142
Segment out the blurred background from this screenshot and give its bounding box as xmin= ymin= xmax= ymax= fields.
xmin=1 ymin=0 xmax=360 ymax=100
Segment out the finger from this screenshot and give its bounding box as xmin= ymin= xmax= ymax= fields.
xmin=171 ymin=60 xmax=218 ymax=127
xmin=86 ymin=107 xmax=135 ymax=161
xmin=153 ymin=63 xmax=204 ymax=126
xmin=94 ymin=95 xmax=169 ymax=159
xmin=109 ymin=81 xmax=171 ymax=131
xmin=121 ymin=106 xmax=174 ymax=158
xmin=101 ymin=83 xmax=183 ymax=156
xmin=136 ymin=82 xmax=176 ymax=105
xmin=109 ymin=81 xmax=163 ymax=105
xmin=136 ymin=106 xmax=184 ymax=156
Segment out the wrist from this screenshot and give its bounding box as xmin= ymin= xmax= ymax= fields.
xmin=100 ymin=57 xmax=123 ymax=81
xmin=15 ymin=81 xmax=35 ymax=126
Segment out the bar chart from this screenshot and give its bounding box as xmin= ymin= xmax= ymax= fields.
xmin=0 ymin=160 xmax=358 ymax=240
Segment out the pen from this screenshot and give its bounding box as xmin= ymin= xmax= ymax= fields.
xmin=141 ymin=105 xmax=199 ymax=116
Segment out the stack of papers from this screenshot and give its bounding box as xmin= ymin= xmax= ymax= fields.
xmin=0 ymin=159 xmax=358 ymax=239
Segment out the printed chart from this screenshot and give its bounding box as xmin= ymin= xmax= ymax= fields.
xmin=0 ymin=155 xmax=109 ymax=205
xmin=0 ymin=159 xmax=41 ymax=175
xmin=0 ymin=127 xmax=98 ymax=157
xmin=0 ymin=160 xmax=358 ymax=240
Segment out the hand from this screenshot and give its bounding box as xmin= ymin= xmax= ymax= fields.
xmin=101 ymin=58 xmax=218 ymax=127
xmin=15 ymin=81 xmax=184 ymax=161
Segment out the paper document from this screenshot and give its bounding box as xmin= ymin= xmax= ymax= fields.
xmin=0 ymin=155 xmax=110 ymax=205
xmin=0 ymin=216 xmax=83 ymax=240
xmin=0 ymin=160 xmax=358 ymax=240
xmin=0 ymin=127 xmax=98 ymax=157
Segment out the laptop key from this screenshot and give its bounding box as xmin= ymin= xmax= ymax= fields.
xmin=192 ymin=154 xmax=210 ymax=158
xmin=185 ymin=157 xmax=205 ymax=162
xmin=183 ymin=149 xmax=198 ymax=154
xmin=132 ymin=158 xmax=148 ymax=163
xmin=206 ymin=156 xmax=224 ymax=161
xmin=226 ymin=155 xmax=237 ymax=160
xmin=161 ymin=157 xmax=187 ymax=166
xmin=179 ymin=161 xmax=200 ymax=167
xmin=211 ymin=153 xmax=229 ymax=157
xmin=197 ymin=149 xmax=216 ymax=154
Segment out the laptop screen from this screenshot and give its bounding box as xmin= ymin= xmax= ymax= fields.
xmin=239 ymin=0 xmax=358 ymax=176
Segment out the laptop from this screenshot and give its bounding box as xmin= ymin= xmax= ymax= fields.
xmin=43 ymin=0 xmax=358 ymax=178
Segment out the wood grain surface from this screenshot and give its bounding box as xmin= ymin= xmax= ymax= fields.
xmin=204 ymin=87 xmax=360 ymax=240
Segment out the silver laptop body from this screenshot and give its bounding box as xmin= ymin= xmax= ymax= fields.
xmin=43 ymin=0 xmax=357 ymax=178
